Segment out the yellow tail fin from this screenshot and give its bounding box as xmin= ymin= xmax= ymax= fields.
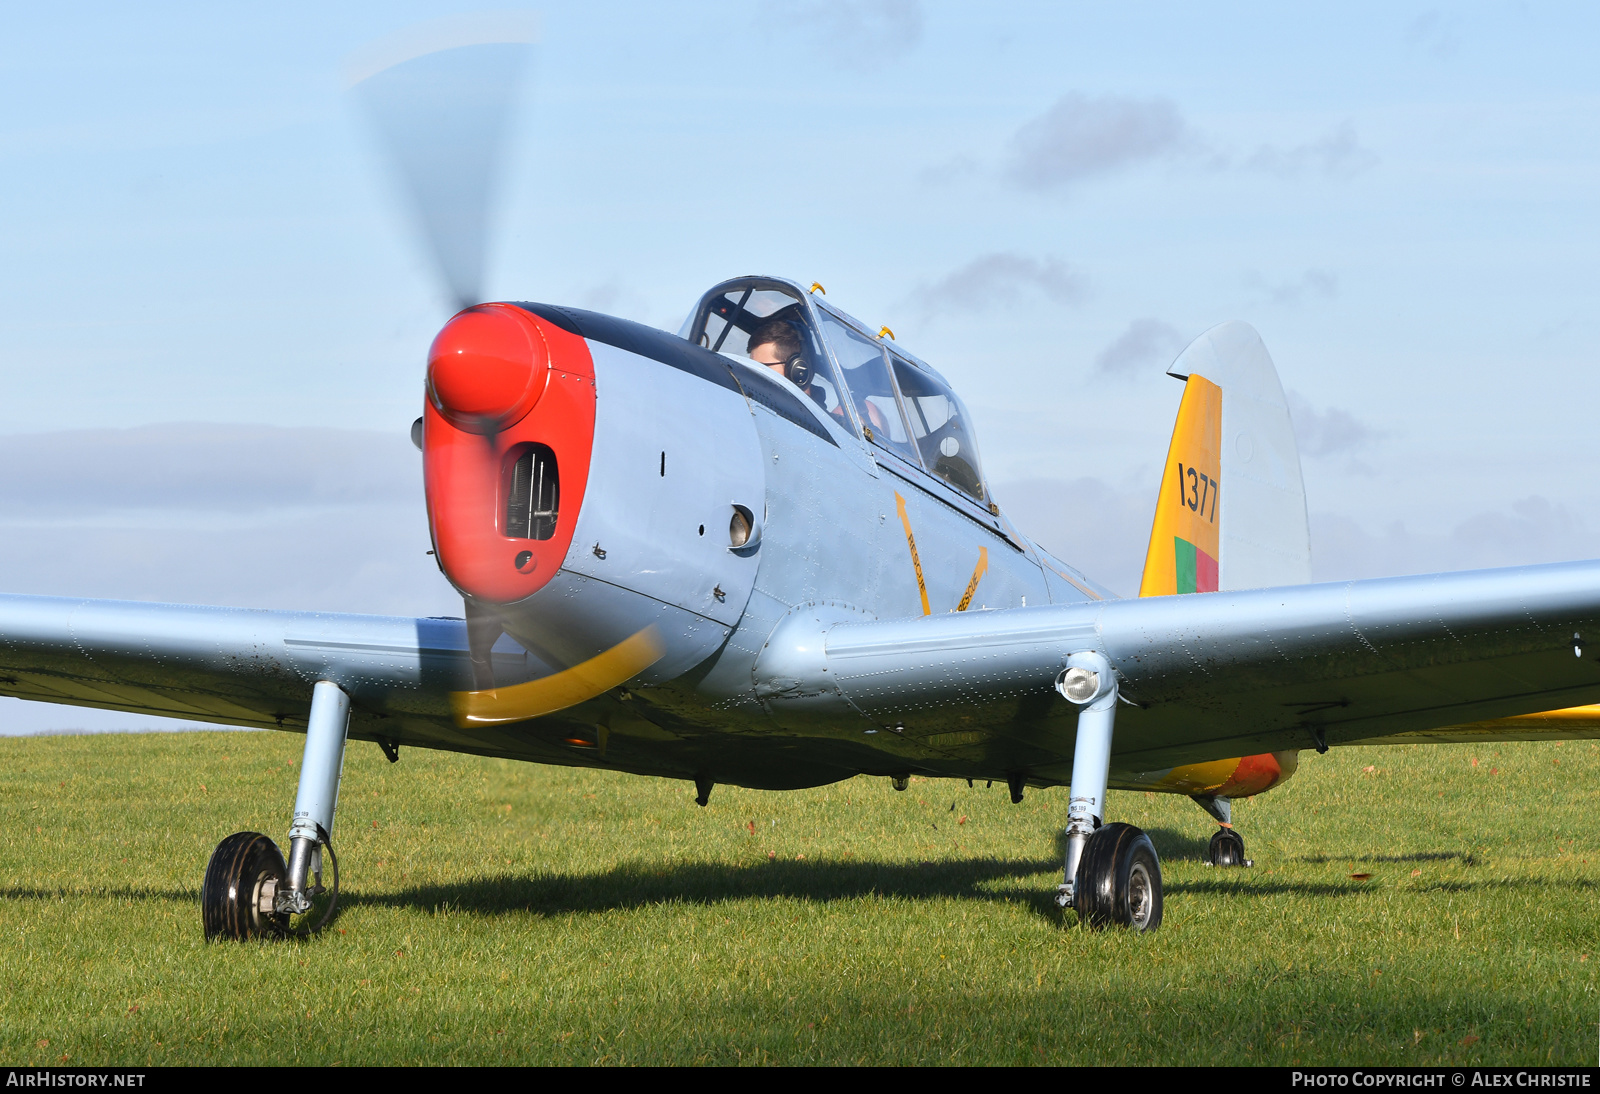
xmin=1138 ymin=321 xmax=1310 ymax=596
xmin=1139 ymin=375 xmax=1222 ymax=597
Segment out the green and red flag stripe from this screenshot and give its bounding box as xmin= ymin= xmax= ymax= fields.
xmin=1174 ymin=536 xmax=1218 ymax=594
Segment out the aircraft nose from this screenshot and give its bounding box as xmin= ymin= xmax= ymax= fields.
xmin=427 ymin=305 xmax=550 ymax=433
xmin=421 ymin=305 xmax=595 ymax=604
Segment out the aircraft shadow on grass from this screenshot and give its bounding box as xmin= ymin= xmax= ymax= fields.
xmin=2 ymin=868 xmax=1593 ymax=932
xmin=346 ymin=825 xmax=1256 ymax=922
xmin=1138 ymin=829 xmax=1495 ymax=869
xmin=353 ymin=863 xmax=1600 ymax=922
xmin=1295 ymin=851 xmax=1478 ymax=865
xmin=1166 ymin=874 xmax=1600 ymax=899
xmin=1127 ymin=828 xmax=1211 ymax=862
xmin=352 ymin=856 xmax=1070 ymax=920
xmin=0 ymin=838 xmax=1581 ymax=924
xmin=0 ymin=864 xmax=1068 ymax=930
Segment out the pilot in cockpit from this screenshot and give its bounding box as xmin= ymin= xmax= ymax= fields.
xmin=747 ymin=318 xmax=828 ymax=412
xmin=751 ymin=316 xmax=894 ymax=437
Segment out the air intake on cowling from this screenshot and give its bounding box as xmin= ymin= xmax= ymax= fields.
xmin=505 ymin=444 xmax=559 ymax=540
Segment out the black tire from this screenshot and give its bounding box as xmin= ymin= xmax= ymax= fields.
xmin=1074 ymin=822 xmax=1163 ymax=932
xmin=1208 ymin=827 xmax=1246 ymax=867
xmin=202 ymin=831 xmax=288 ymax=941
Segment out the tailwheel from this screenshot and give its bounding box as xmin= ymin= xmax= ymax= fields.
xmin=1073 ymin=822 xmax=1163 ymax=932
xmin=202 ymin=831 xmax=288 ymax=941
xmin=1207 ymin=826 xmax=1252 ymax=868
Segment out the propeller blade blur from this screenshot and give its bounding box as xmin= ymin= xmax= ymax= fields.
xmin=348 ymin=15 xmax=536 ymax=311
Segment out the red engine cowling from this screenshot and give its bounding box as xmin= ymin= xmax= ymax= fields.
xmin=421 ymin=303 xmax=596 ymax=605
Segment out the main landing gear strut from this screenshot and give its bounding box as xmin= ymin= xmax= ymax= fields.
xmin=1053 ymin=653 xmax=1163 ymax=932
xmin=202 ymin=679 xmax=350 ymax=940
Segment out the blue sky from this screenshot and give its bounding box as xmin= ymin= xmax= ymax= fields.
xmin=2 ymin=2 xmax=1598 ymax=729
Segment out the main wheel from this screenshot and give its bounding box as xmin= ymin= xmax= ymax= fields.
xmin=1074 ymin=822 xmax=1163 ymax=932
xmin=1208 ymin=827 xmax=1249 ymax=867
xmin=202 ymin=831 xmax=288 ymax=941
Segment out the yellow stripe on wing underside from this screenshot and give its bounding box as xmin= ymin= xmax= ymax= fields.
xmin=1481 ymin=704 xmax=1600 ymax=729
xmin=1419 ymin=704 xmax=1600 ymax=738
xmin=449 ymin=625 xmax=666 ymax=728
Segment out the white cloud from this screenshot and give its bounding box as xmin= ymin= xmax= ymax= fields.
xmin=1094 ymin=318 xmax=1187 ymax=376
xmin=1001 ymin=95 xmax=1373 ymax=191
xmin=912 ymin=253 xmax=1085 ymax=319
xmin=1286 ymin=391 xmax=1377 ymax=457
xmin=0 ymin=425 xmax=457 ymax=618
xmin=1311 ymin=497 xmax=1593 ymax=582
xmin=1404 ymin=10 xmax=1462 ymax=59
xmin=0 ymin=424 xmax=418 ymax=515
xmin=1245 ymin=268 xmax=1339 ymax=306
xmin=759 ymin=0 xmax=924 ymax=66
xmin=1243 ymin=122 xmax=1378 ymax=180
xmin=917 ymin=154 xmax=981 ymax=187
xmin=1005 ymin=93 xmax=1191 ymax=189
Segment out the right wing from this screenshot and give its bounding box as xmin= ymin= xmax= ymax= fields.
xmin=0 ymin=595 xmax=507 ymax=753
xmin=753 ymin=559 xmax=1600 ymax=774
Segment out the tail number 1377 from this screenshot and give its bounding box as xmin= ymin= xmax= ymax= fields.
xmin=1177 ymin=463 xmax=1217 ymax=522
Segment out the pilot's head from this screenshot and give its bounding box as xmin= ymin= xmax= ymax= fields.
xmin=747 ymin=319 xmax=810 ymax=386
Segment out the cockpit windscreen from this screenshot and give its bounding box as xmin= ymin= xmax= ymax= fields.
xmin=890 ymin=355 xmax=988 ymax=503
xmin=684 ymin=281 xmax=990 ymax=510
xmin=816 ymin=312 xmax=919 ymax=463
xmin=690 ymin=287 xmax=846 ymax=420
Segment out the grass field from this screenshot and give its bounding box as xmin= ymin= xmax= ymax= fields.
xmin=2 ymin=729 xmax=1598 ymax=1066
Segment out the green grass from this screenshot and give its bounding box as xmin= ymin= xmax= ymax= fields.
xmin=1 ymin=730 xmax=1597 ymax=1065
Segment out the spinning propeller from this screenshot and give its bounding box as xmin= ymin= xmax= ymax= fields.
xmin=348 ymin=17 xmax=540 ymax=695
xmin=347 ymin=14 xmax=536 ymax=311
